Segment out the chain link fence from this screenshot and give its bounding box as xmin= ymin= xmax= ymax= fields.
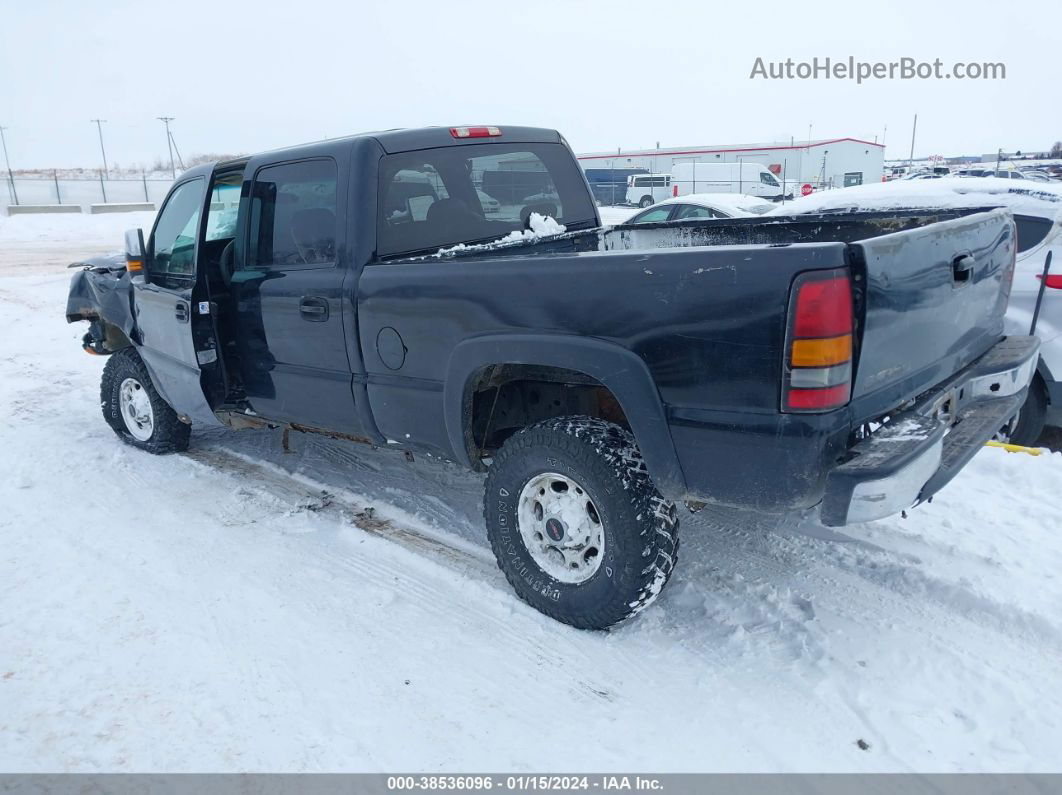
xmin=3 ymin=174 xmax=174 ymax=213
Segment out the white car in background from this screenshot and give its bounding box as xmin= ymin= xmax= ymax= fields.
xmin=623 ymin=193 xmax=776 ymax=224
xmin=769 ymin=177 xmax=1062 ymax=444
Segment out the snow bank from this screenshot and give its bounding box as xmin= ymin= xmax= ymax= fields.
xmin=771 ymin=177 xmax=1062 ymax=219
xmin=0 ymin=209 xmax=156 ymax=247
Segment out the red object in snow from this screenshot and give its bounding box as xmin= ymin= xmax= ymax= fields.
xmin=801 ymin=183 xmax=814 ymax=197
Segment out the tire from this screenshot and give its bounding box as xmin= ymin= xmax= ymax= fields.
xmin=100 ymin=347 xmax=191 ymax=454
xmin=1001 ymin=375 xmax=1047 ymax=447
xmin=638 ymin=195 xmax=654 ymax=208
xmin=484 ymin=416 xmax=679 ymax=630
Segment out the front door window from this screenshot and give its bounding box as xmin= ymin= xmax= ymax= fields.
xmin=149 ymin=178 xmax=204 ymax=287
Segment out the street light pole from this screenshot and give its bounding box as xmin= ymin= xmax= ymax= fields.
xmin=0 ymin=125 xmax=17 ymax=205
xmin=908 ymin=113 xmax=918 ymax=169
xmin=90 ymin=119 xmax=109 ymax=177
xmin=157 ymin=116 xmax=176 ymax=178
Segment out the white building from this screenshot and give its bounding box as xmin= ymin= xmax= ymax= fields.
xmin=577 ymin=137 xmax=885 ymax=192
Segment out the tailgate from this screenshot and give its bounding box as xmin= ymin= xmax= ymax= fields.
xmin=849 ymin=208 xmax=1016 ymax=417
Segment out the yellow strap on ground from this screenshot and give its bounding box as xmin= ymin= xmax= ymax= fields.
xmin=985 ymin=440 xmax=1043 ymax=456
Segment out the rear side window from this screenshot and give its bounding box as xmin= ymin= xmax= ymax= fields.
xmin=249 ymin=159 xmax=338 ymax=268
xmin=673 ymin=204 xmax=720 ymax=220
xmin=377 ymin=142 xmax=597 ymax=258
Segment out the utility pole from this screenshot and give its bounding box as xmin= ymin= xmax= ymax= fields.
xmin=90 ymin=119 xmax=109 ymax=177
xmin=0 ymin=125 xmax=17 ymax=205
xmin=908 ymin=114 xmax=918 ymax=169
xmin=157 ymin=116 xmax=176 ymax=178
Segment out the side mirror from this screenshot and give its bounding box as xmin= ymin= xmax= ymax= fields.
xmin=124 ymin=228 xmax=147 ymax=281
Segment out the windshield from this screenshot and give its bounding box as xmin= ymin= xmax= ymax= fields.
xmin=377 ymin=142 xmax=597 ymax=257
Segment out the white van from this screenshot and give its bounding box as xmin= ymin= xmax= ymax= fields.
xmin=670 ymin=162 xmax=783 ymax=199
xmin=625 ymin=174 xmax=673 ymax=207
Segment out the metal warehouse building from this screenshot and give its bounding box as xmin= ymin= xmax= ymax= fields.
xmin=577 ymin=138 xmax=885 ymax=192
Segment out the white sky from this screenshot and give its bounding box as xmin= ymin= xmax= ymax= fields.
xmin=1 ymin=0 xmax=1057 ymax=169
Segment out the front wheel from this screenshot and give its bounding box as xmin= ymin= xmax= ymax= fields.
xmin=484 ymin=417 xmax=679 ymax=630
xmin=100 ymin=348 xmax=191 ymax=454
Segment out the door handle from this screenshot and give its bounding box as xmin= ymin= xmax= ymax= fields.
xmin=300 ymin=297 xmax=329 ymax=321
xmin=952 ymin=254 xmax=975 ymax=283
xmin=175 ymin=302 xmax=189 ymax=322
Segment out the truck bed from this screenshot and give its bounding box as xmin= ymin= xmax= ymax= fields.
xmin=406 ymin=206 xmax=1015 ymax=425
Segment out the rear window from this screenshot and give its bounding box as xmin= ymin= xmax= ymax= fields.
xmin=377 ymin=142 xmax=597 ymax=258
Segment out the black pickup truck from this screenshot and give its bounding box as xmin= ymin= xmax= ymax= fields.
xmin=67 ymin=125 xmax=1038 ymax=629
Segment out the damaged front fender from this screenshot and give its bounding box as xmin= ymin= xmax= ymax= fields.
xmin=65 ymin=254 xmax=137 ymax=352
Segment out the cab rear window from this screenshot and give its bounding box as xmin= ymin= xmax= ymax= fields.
xmin=377 ymin=142 xmax=596 ymax=258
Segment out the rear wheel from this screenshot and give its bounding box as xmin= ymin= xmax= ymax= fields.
xmin=638 ymin=195 xmax=654 ymax=208
xmin=999 ymin=375 xmax=1047 ymax=447
xmin=483 ymin=417 xmax=679 ymax=630
xmin=101 ymin=348 xmax=190 ymax=454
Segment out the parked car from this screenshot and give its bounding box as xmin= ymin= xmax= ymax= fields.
xmin=625 ymin=173 xmax=673 ymax=208
xmin=67 ymin=125 xmax=1037 ymax=630
xmin=767 ymin=176 xmax=1062 ymax=444
xmin=671 ymin=161 xmax=785 ymax=199
xmin=624 ymin=193 xmax=775 ymax=223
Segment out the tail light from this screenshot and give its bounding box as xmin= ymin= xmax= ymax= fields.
xmin=782 ymin=268 xmax=854 ymax=412
xmin=450 ymin=126 xmax=501 ymax=138
xmin=673 ymin=184 xmax=679 ymax=197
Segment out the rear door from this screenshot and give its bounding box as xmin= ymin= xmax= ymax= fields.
xmin=229 ymin=156 xmax=361 ymax=434
xmin=134 ymin=175 xmax=218 ymax=424
xmin=850 ymin=208 xmax=1016 ymax=414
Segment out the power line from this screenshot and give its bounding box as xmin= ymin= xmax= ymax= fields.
xmin=90 ymin=119 xmax=108 ymax=177
xmin=157 ymin=116 xmax=176 ymax=178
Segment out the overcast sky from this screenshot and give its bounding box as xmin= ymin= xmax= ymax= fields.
xmin=1 ymin=0 xmax=1056 ymax=170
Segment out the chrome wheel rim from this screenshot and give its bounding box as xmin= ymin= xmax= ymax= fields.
xmin=119 ymin=377 xmax=154 ymax=442
xmin=517 ymin=472 xmax=604 ymax=584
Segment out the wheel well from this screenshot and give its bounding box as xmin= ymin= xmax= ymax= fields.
xmin=85 ymin=317 xmax=132 ymax=354
xmin=465 ymin=365 xmax=629 ymax=465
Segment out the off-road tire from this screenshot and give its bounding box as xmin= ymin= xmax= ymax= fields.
xmin=1002 ymin=374 xmax=1048 ymax=447
xmin=484 ymin=416 xmax=679 ymax=630
xmin=100 ymin=347 xmax=191 ymax=454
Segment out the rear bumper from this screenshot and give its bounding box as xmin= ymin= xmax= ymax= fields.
xmin=820 ymin=335 xmax=1040 ymax=527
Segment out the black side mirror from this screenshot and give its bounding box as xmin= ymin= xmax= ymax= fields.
xmin=124 ymin=228 xmax=147 ymax=281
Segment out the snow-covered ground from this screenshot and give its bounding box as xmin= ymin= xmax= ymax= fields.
xmin=2 ymin=214 xmax=1062 ymax=772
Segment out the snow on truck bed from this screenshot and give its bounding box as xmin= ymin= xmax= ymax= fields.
xmin=1 ymin=218 xmax=1062 ymax=772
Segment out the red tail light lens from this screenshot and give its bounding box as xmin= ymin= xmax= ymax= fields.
xmin=450 ymin=126 xmax=501 ymax=138
xmin=793 ymin=275 xmax=853 ymax=337
xmin=783 ymin=269 xmax=854 ymax=413
xmin=673 ymin=184 xmax=679 ymax=197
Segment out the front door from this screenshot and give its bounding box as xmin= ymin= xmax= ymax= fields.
xmin=134 ymin=175 xmax=217 ymax=424
xmin=229 ymin=157 xmax=359 ymax=435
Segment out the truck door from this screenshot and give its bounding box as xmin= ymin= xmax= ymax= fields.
xmin=229 ymin=156 xmax=361 ymax=435
xmin=134 ymin=175 xmax=219 ymax=425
